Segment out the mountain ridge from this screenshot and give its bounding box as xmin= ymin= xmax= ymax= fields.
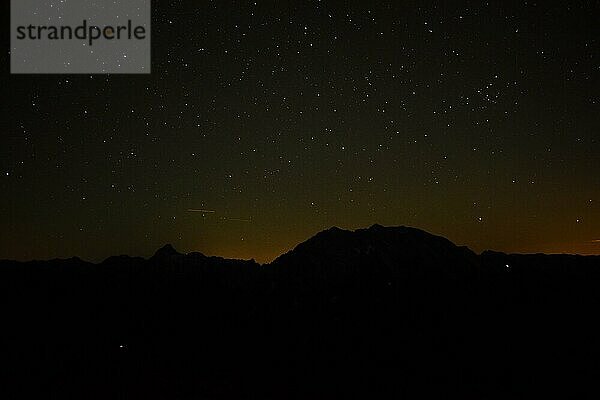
xmin=3 ymin=224 xmax=600 ymax=399
xmin=2 ymin=224 xmax=598 ymax=266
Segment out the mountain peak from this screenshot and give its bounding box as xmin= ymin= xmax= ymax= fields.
xmin=152 ymin=244 xmax=181 ymax=259
xmin=272 ymin=224 xmax=478 ymax=273
xmin=369 ymin=223 xmax=385 ymax=230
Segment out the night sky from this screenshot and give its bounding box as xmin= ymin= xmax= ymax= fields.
xmin=2 ymin=0 xmax=599 ymax=263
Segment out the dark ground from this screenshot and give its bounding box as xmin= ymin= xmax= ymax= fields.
xmin=2 ymin=225 xmax=600 ymax=398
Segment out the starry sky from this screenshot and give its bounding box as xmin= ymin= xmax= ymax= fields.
xmin=2 ymin=0 xmax=599 ymax=263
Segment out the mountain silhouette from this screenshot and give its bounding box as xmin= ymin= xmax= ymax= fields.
xmin=151 ymin=243 xmax=182 ymax=259
xmin=2 ymin=225 xmax=600 ymax=399
xmin=272 ymin=224 xmax=479 ymax=275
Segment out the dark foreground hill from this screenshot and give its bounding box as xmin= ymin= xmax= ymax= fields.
xmin=2 ymin=225 xmax=600 ymax=399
